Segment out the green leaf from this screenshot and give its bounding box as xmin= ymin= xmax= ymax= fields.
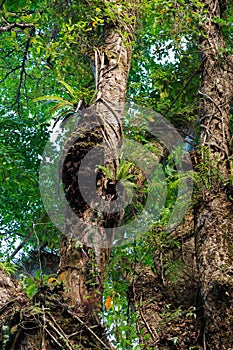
xmin=58 ymin=80 xmax=77 ymax=98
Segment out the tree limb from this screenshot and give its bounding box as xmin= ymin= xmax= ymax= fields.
xmin=66 ymin=308 xmax=112 ymax=349
xmin=0 ymin=22 xmax=34 ymax=33
xmin=16 ymin=28 xmax=34 ymax=110
xmin=165 ymin=65 xmax=201 ymax=115
xmin=0 ymin=66 xmax=21 ymax=83
xmin=9 ymin=231 xmax=33 ymax=260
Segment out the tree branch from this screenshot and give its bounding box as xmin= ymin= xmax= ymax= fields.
xmin=66 ymin=308 xmax=112 ymax=349
xmin=164 ymin=65 xmax=201 ymax=115
xmin=9 ymin=231 xmax=33 ymax=260
xmin=0 ymin=22 xmax=34 ymax=33
xmin=16 ymin=28 xmax=34 ymax=110
xmin=0 ymin=65 xmax=21 ymax=83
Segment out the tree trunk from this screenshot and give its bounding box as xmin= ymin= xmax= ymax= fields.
xmin=57 ymin=21 xmax=133 ymax=348
xmin=0 ymin=270 xmax=28 ymax=349
xmin=196 ymin=0 xmax=233 ymax=348
xmin=1 ymin=12 xmax=134 ymax=350
xmin=128 ymin=2 xmax=233 ymax=349
xmin=128 ymin=213 xmax=202 ymax=349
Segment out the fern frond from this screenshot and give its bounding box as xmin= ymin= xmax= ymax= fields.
xmin=59 ymin=80 xmax=77 ymax=98
xmin=97 ymin=164 xmax=113 ymax=179
xmin=116 ymin=161 xmax=132 ymax=181
xmin=49 ymin=101 xmax=73 ymax=112
xmin=33 ymin=95 xmax=71 ymax=103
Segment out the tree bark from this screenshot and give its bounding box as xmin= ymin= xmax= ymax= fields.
xmin=196 ymin=0 xmax=233 ymax=348
xmin=0 ymin=270 xmax=28 ymax=349
xmin=128 ymin=2 xmax=233 ymax=349
xmin=55 ymin=18 xmax=133 ymax=350
xmin=129 ymin=213 xmax=202 ymax=349
xmin=1 ymin=9 xmax=134 ymax=350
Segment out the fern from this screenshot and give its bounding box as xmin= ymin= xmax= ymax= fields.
xmin=97 ymin=164 xmax=114 ymax=179
xmin=0 ymin=261 xmax=17 ymax=276
xmin=33 ymin=80 xmax=81 ymax=119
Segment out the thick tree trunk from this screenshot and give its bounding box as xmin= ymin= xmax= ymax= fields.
xmin=129 ymin=213 xmax=202 ymax=349
xmin=0 ymin=270 xmax=28 ymax=349
xmin=196 ymin=0 xmax=233 ymax=348
xmin=129 ymin=2 xmax=233 ymax=349
xmin=1 ymin=13 xmax=133 ymax=350
xmin=56 ymin=21 xmax=133 ymax=349
xmin=199 ymin=0 xmax=232 ymax=177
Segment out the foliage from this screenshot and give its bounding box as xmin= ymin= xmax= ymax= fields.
xmin=20 ymin=270 xmax=58 ymax=298
xmin=1 ymin=0 xmax=233 ymax=348
xmin=0 ymin=260 xmax=17 ymax=275
xmin=103 ymin=243 xmax=144 ymax=349
xmin=0 ymin=0 xmax=204 ymax=256
xmin=34 ymin=80 xmax=81 ymax=121
xmin=192 ymin=146 xmax=228 ymax=193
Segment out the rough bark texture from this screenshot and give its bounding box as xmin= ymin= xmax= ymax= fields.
xmin=133 ymin=2 xmax=233 ymax=348
xmin=196 ymin=0 xmax=233 ymax=348
xmin=196 ymin=192 xmax=233 ymax=349
xmin=55 ymin=21 xmax=133 ymax=349
xmin=0 ymin=270 xmax=28 ymax=349
xmin=129 ymin=212 xmax=202 ymax=349
xmin=199 ymin=0 xmax=233 ymax=177
xmin=1 ymin=13 xmax=134 ymax=350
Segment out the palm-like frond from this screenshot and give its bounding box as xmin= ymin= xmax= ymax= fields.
xmin=97 ymin=164 xmax=114 ymax=179
xmin=33 ymin=81 xmax=80 ymax=120
xmin=33 ymin=95 xmax=72 ymax=103
xmin=58 ymin=80 xmax=77 ymax=98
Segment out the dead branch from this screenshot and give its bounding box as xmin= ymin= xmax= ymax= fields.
xmin=139 ymin=298 xmax=158 ymax=342
xmin=46 ymin=314 xmax=75 ymax=350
